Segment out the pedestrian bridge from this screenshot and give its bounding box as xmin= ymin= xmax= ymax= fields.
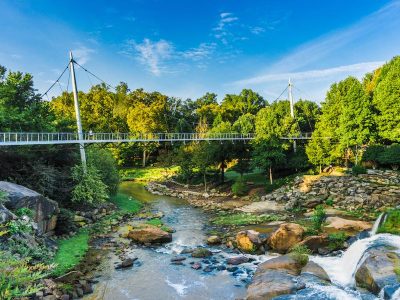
xmin=0 ymin=132 xmax=314 ymax=146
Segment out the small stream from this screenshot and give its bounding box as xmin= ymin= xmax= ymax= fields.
xmin=87 ymin=182 xmax=270 ymax=300
xmin=87 ymin=183 xmax=400 ymax=300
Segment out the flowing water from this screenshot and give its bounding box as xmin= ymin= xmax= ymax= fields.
xmin=88 ymin=183 xmax=400 ymax=300
xmin=87 ymin=183 xmax=271 ymax=300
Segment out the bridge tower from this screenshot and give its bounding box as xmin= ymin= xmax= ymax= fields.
xmin=69 ymin=51 xmax=87 ymax=172
xmin=288 ymin=78 xmax=297 ymax=153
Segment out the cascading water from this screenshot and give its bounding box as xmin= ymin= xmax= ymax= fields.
xmin=370 ymin=212 xmax=386 ymax=236
xmin=312 ymin=213 xmax=400 ymax=293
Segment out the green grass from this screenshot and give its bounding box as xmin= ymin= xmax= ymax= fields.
xmin=146 ymin=218 xmax=162 ymax=226
xmin=225 ymin=169 xmax=266 ymax=185
xmin=52 ymin=229 xmax=89 ymax=276
xmin=377 ymin=209 xmax=400 ymax=235
xmin=111 ymin=193 xmax=142 ymax=213
xmin=120 ymin=166 xmax=179 ymax=182
xmin=212 ymin=213 xmax=280 ymax=226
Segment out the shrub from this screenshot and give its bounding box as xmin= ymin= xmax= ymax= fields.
xmin=15 ymin=207 xmax=33 ymax=218
xmin=378 ymin=144 xmax=400 ymax=170
xmin=0 ymin=252 xmax=52 ymax=300
xmin=325 ymin=198 xmax=334 ymax=207
xmin=363 ymin=145 xmax=385 ymax=169
xmin=310 ymin=205 xmax=326 ymax=233
xmin=87 ymin=148 xmax=120 ymax=196
xmin=0 ymin=191 xmax=7 ymax=204
xmin=232 ymin=178 xmax=249 ymax=196
xmin=71 ymin=164 xmax=108 ymax=205
xmin=352 ymin=165 xmax=367 ymax=176
xmin=328 ymin=232 xmax=347 ymax=250
xmin=289 ymin=244 xmax=310 ymax=266
xmin=7 ymin=219 xmax=32 ymax=235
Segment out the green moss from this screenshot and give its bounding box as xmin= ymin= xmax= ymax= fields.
xmin=146 ymin=218 xmax=162 ymax=226
xmin=377 ymin=209 xmax=400 ymax=235
xmin=212 ymin=213 xmax=280 ymax=226
xmin=111 ymin=193 xmax=142 ymax=213
xmin=52 ymin=230 xmax=89 ymax=276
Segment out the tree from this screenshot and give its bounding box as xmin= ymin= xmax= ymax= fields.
xmin=71 ymin=164 xmax=108 ymax=205
xmin=378 ymin=144 xmax=400 ymax=170
xmin=362 ymin=144 xmax=385 ymax=169
xmin=294 ymin=100 xmax=320 ymax=132
xmin=252 ymin=138 xmax=286 ymax=184
xmin=192 ymin=142 xmax=214 ymax=192
xmin=306 ymin=128 xmax=332 ymax=173
xmin=373 ymin=56 xmax=400 ymax=142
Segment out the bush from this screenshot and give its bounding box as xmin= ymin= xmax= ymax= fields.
xmin=87 ymin=148 xmax=120 ymax=196
xmin=325 ymin=198 xmax=334 ymax=206
xmin=0 ymin=252 xmax=52 ymax=300
xmin=378 ymin=144 xmax=400 ymax=170
xmin=232 ymin=178 xmax=249 ymax=196
xmin=310 ymin=205 xmax=326 ymax=233
xmin=352 ymin=165 xmax=367 ymax=176
xmin=328 ymin=232 xmax=347 ymax=250
xmin=289 ymin=244 xmax=310 ymax=266
xmin=363 ymin=145 xmax=384 ymax=169
xmin=15 ymin=207 xmax=33 ymax=218
xmin=71 ymin=164 xmax=108 ymax=205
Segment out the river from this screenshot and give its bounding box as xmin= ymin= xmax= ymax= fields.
xmin=87 ymin=182 xmax=400 ymax=300
xmin=87 ymin=182 xmax=265 ymax=300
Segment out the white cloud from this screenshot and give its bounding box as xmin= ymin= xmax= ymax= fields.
xmin=71 ymin=46 xmax=95 ymax=65
xmin=182 ymin=43 xmax=216 ymax=61
xmin=213 ymin=12 xmax=239 ymax=44
xmin=234 ymin=61 xmax=384 ymax=86
xmin=250 ymin=26 xmax=265 ymax=35
xmin=125 ymin=39 xmax=173 ymax=76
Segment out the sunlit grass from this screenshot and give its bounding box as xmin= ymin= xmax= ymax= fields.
xmin=111 ymin=193 xmax=142 ymax=213
xmin=120 ymin=166 xmax=179 ymax=182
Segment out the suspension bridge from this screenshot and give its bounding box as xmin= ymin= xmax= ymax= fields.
xmin=0 ymin=52 xmax=320 ymax=168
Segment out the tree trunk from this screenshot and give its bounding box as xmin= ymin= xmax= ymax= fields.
xmin=319 ymin=164 xmax=322 ymax=174
xmin=142 ymin=149 xmax=147 ymax=167
xmin=220 ymin=165 xmax=225 ymax=183
xmin=269 ymin=167 xmax=273 ymax=185
xmin=203 ymin=173 xmax=207 ymax=193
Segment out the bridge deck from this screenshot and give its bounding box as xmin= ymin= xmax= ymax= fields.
xmin=0 ymin=132 xmax=313 ymax=146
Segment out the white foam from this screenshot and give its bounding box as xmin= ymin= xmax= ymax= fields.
xmin=165 ymin=279 xmax=188 ymax=296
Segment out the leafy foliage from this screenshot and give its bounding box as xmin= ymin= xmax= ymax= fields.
xmin=328 ymin=232 xmax=347 ymax=250
xmin=352 ymin=165 xmax=367 ymax=176
xmin=231 ymin=178 xmax=249 ymax=196
xmin=0 ymin=252 xmax=52 ymax=300
xmin=71 ymin=164 xmax=108 ymax=205
xmin=310 ymin=205 xmax=326 ymax=233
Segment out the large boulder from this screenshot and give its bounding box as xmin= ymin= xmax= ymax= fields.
xmin=246 ymin=255 xmax=306 ymax=300
xmin=268 ymin=223 xmax=304 ymax=253
xmin=127 ymin=226 xmax=172 ymax=244
xmin=301 ymin=261 xmax=330 ymax=282
xmin=355 ymin=247 xmax=400 ymax=294
xmin=0 ymin=181 xmax=59 ymax=234
xmin=324 ymin=216 xmax=371 ymax=234
xmin=296 ymin=234 xmax=330 ymax=253
xmin=0 ymin=204 xmax=16 ymax=224
xmin=236 ymin=230 xmax=265 ymax=253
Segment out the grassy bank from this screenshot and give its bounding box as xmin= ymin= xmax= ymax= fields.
xmin=111 ymin=193 xmax=142 ymax=213
xmin=212 ymin=213 xmax=280 ymax=226
xmin=52 ymin=229 xmax=89 ymax=276
xmin=120 ymin=166 xmax=179 ymax=182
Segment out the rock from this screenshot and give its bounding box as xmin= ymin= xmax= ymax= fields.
xmin=227 ymin=266 xmax=238 ymax=272
xmin=203 ymin=266 xmax=213 ymax=272
xmin=180 ymin=248 xmax=194 ymax=254
xmin=54 ymin=271 xmax=83 ymax=283
xmin=171 ymin=256 xmax=186 ymax=262
xmin=239 ymin=200 xmax=285 ymax=214
xmin=191 ymin=248 xmax=213 ymax=258
xmin=0 ymin=204 xmax=16 ymax=224
xmin=297 ymin=234 xmax=330 ymax=253
xmin=207 ymin=235 xmax=221 ymax=245
xmin=268 ymin=223 xmax=304 ymax=253
xmin=325 ymin=217 xmax=372 ymax=233
xmin=191 ymin=262 xmax=202 ymax=270
xmin=115 ymin=257 xmax=137 ymax=269
xmin=60 ymin=295 xmax=70 ymax=300
xmin=355 ymin=247 xmax=400 ymax=294
xmin=0 ymin=181 xmax=59 ymax=234
xmin=246 ymin=270 xmax=305 ymax=300
xmin=127 ymin=226 xmax=172 ymax=244
xmin=227 ymin=255 xmax=249 ymax=265
xmin=301 ymin=261 xmax=330 ymax=282
xmin=236 ymin=230 xmax=263 ymax=253
xmin=43 ymin=296 xmax=57 ymax=300
xmin=255 ymin=255 xmax=305 ymax=276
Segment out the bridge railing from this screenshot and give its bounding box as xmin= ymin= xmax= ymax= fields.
xmin=0 ymin=132 xmax=256 ymax=145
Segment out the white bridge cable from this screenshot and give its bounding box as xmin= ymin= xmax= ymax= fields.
xmin=42 ymin=64 xmax=70 ymax=99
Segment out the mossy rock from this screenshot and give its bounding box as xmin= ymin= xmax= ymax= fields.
xmin=191 ymin=248 xmax=213 ymax=258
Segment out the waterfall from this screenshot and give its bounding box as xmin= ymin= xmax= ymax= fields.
xmin=370 ymin=212 xmax=386 ymax=236
xmin=312 ymin=234 xmax=400 ymax=287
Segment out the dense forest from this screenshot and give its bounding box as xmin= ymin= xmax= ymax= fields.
xmin=1 ymin=56 xmax=400 ymax=209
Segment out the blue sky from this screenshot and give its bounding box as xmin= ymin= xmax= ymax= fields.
xmin=0 ymin=0 xmax=399 ymax=103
